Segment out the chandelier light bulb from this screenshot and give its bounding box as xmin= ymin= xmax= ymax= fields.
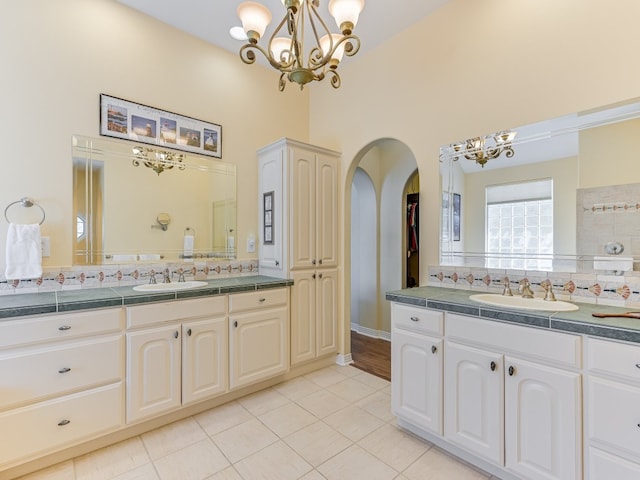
xmin=270 ymin=37 xmax=293 ymax=65
xmin=320 ymin=34 xmax=345 ymax=65
xmin=237 ymin=2 xmax=272 ymax=43
xmin=328 ymin=0 xmax=365 ymax=34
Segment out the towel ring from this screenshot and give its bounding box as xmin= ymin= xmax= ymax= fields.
xmin=4 ymin=197 xmax=46 ymax=225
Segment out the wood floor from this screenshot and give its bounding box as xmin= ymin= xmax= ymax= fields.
xmin=350 ymin=330 xmax=391 ymax=381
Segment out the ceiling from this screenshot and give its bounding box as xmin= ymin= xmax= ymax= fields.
xmin=116 ymin=0 xmax=451 ymax=59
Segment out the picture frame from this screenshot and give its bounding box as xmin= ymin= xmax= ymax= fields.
xmin=263 ymin=191 xmax=274 ymax=245
xmin=453 ymin=193 xmax=461 ymax=242
xmin=99 ymin=94 xmax=222 ymax=158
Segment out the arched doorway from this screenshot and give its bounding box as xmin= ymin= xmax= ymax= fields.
xmin=347 ymin=139 xmax=419 ymax=378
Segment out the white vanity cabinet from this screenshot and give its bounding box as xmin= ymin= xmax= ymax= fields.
xmin=585 ymin=337 xmax=640 ymax=479
xmin=0 ymin=309 xmax=124 ymax=468
xmin=258 ymin=138 xmax=340 ymax=366
xmin=391 ymin=303 xmax=444 ymax=435
xmin=125 ymin=296 xmax=228 ymax=423
xmin=228 ymin=288 xmax=289 ymax=389
xmin=444 ymin=313 xmax=582 ymax=480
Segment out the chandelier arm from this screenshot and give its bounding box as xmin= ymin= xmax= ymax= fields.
xmin=267 ymin=14 xmax=296 ymax=70
xmin=326 ymin=69 xmax=341 ymax=89
xmin=306 ymin=0 xmax=333 ymax=67
xmin=240 ymin=43 xmax=291 ymax=70
xmin=341 ymin=35 xmax=361 ymax=57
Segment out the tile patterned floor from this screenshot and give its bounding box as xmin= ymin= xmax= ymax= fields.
xmin=17 ymin=365 xmax=501 ymax=480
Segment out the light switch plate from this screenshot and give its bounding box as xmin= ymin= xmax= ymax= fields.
xmin=247 ymin=235 xmax=256 ymax=253
xmin=41 ymin=236 xmax=51 ymax=257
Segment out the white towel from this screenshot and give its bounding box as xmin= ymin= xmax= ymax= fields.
xmin=138 ymin=253 xmax=161 ymax=261
xmin=183 ymin=235 xmax=194 ymax=257
xmin=5 ymin=223 xmax=42 ymax=280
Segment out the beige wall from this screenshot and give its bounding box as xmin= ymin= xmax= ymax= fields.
xmin=0 ymin=0 xmax=309 ymax=268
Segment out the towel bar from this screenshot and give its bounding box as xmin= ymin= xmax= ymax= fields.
xmin=4 ymin=197 xmax=46 ymax=225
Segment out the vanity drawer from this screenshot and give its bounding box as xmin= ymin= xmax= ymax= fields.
xmin=445 ymin=313 xmax=581 ymax=367
xmin=589 ymin=448 xmax=640 ymax=480
xmin=588 ymin=376 xmax=640 ymax=459
xmin=0 ymin=382 xmax=123 ymax=466
xmin=127 ymin=296 xmax=226 ymax=329
xmin=0 ymin=335 xmax=123 ymax=411
xmin=391 ymin=303 xmax=443 ymax=336
xmin=587 ymin=337 xmax=640 ymax=383
xmin=0 ymin=308 xmax=123 ymax=350
xmin=229 ymin=288 xmax=288 ymax=314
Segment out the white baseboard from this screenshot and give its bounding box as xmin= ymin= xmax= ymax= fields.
xmin=351 ymin=324 xmax=391 ymax=342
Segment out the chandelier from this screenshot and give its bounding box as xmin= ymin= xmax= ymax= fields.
xmin=236 ymin=0 xmax=365 ymax=91
xmin=132 ymin=147 xmax=186 ymax=176
xmin=450 ymin=131 xmax=517 ymax=168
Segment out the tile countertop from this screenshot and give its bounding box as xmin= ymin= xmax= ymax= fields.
xmin=0 ymin=275 xmax=293 ymax=320
xmin=386 ymin=286 xmax=640 ymax=344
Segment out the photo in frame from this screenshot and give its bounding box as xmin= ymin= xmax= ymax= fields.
xmin=263 ymin=191 xmax=274 ymax=245
xmin=99 ymin=94 xmax=222 ymax=158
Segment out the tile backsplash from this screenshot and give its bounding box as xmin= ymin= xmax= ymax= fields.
xmin=0 ymin=258 xmax=259 ymax=295
xmin=428 ymin=265 xmax=640 ymax=308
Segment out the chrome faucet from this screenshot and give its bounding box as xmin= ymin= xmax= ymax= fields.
xmin=177 ymin=268 xmax=186 ymax=283
xmin=163 ymin=268 xmax=171 ymax=284
xmin=502 ymin=277 xmax=513 ymax=296
xmin=519 ymin=279 xmax=534 ymax=299
xmin=148 ymin=270 xmax=157 ymax=284
xmin=543 ymin=281 xmax=557 ymax=301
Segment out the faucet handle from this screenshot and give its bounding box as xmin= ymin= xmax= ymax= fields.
xmin=543 ymin=280 xmax=557 ymax=301
xmin=502 ymin=277 xmax=513 ymax=296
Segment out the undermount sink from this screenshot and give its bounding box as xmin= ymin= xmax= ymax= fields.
xmin=469 ymin=293 xmax=579 ymax=312
xmin=132 ymin=281 xmax=209 ymax=292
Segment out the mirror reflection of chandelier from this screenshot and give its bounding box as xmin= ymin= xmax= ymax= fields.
xmin=236 ymin=0 xmax=365 ymax=91
xmin=452 ymin=131 xmax=517 ymax=167
xmin=132 ymin=146 xmax=186 ymax=176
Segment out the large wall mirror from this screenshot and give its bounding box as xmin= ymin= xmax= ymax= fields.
xmin=440 ymin=97 xmax=640 ymax=272
xmin=72 ymin=135 xmax=236 ymax=265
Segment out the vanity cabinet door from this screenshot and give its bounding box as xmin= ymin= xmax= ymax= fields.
xmin=229 ymin=306 xmax=288 ymax=389
xmin=444 ymin=341 xmax=503 ymax=465
xmin=126 ymin=324 xmax=181 ymax=423
xmin=504 ymin=356 xmax=582 ymax=480
xmin=182 ymin=317 xmax=228 ymax=405
xmin=392 ymin=328 xmax=442 ymax=435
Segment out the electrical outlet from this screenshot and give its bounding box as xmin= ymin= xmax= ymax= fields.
xmin=41 ymin=236 xmax=51 ymax=257
xmin=247 ymin=235 xmax=256 ymax=253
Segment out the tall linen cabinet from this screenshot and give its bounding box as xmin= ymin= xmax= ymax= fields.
xmin=258 ymin=138 xmax=340 ymax=366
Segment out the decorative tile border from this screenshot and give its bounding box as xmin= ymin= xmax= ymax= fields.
xmin=0 ymin=259 xmax=260 ymax=295
xmin=428 ymin=265 xmax=640 ymax=308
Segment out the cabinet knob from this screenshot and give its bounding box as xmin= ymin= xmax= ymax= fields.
xmin=635 ymin=363 xmax=640 ymax=369
xmin=312 ymin=273 xmax=316 ymax=279
xmin=234 ymin=321 xmax=238 ymax=328
xmin=259 ymin=298 xmax=266 ymax=302
xmin=508 ymin=365 xmax=516 ymax=376
xmin=431 ymin=345 xmax=437 ymax=354
xmin=490 ymin=361 xmax=497 ymax=371
xmin=319 ymin=259 xmax=323 ymax=265
xmin=58 ymin=419 xmax=71 ymax=426
xmin=174 ymin=331 xmax=179 ymax=339
xmin=410 ymin=316 xmax=419 ymax=322
xmin=275 ymin=260 xmax=280 ymax=266
xmin=312 ymin=259 xmax=316 ymax=265
xmin=58 ymin=367 xmax=71 ymax=374
xmin=58 ymin=325 xmax=71 ymax=331
xmin=318 ymin=273 xmax=323 ymax=279
xmin=187 ymin=328 xmax=192 ymax=336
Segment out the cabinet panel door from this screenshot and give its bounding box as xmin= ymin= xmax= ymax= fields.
xmin=392 ymin=328 xmax=442 ymax=435
xmin=444 ymin=341 xmax=503 ymax=464
xmin=126 ymin=325 xmax=181 ymax=423
xmin=229 ymin=307 xmax=289 ymax=389
xmin=315 ymin=154 xmax=338 ymax=268
xmin=316 ymin=268 xmax=338 ymax=357
xmin=258 ymin=147 xmax=284 ymax=272
xmin=504 ymin=357 xmax=581 ymax=480
xmin=290 ymin=271 xmax=316 ymax=366
xmin=182 ymin=317 xmax=228 ymax=405
xmin=289 ymin=147 xmax=315 ymax=269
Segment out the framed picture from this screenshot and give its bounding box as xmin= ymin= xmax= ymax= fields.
xmin=263 ymin=191 xmax=274 ymax=245
xmin=453 ymin=193 xmax=461 ymax=242
xmin=99 ymin=94 xmax=222 ymax=158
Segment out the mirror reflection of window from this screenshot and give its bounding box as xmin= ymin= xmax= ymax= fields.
xmin=486 ymin=179 xmax=553 ymax=270
xmin=76 ymin=215 xmax=86 ymax=239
